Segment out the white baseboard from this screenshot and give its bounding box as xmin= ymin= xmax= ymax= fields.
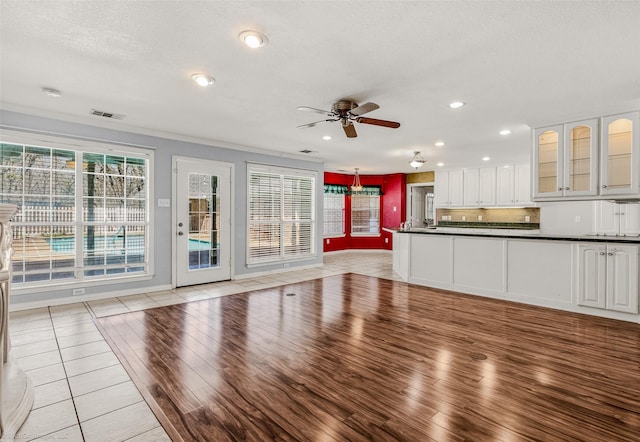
xmin=9 ymin=284 xmax=173 ymax=312
xmin=233 ymin=262 xmax=323 ymax=281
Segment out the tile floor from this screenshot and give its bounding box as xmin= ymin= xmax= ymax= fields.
xmin=8 ymin=251 xmax=397 ymax=441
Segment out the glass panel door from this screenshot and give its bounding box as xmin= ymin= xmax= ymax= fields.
xmin=175 ymin=158 xmax=231 ymax=287
xmin=188 ymin=173 xmax=220 ymax=270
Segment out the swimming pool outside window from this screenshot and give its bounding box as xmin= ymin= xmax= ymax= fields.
xmin=0 ymin=140 xmax=151 ymax=287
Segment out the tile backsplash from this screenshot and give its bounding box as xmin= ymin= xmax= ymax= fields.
xmin=436 ymin=207 xmax=540 ymax=224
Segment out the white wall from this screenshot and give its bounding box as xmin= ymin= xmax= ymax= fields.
xmin=1 ymin=110 xmax=325 ymax=307
xmin=539 ymin=201 xmax=595 ymax=235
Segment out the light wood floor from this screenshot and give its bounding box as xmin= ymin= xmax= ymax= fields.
xmin=97 ymin=273 xmax=640 ymax=441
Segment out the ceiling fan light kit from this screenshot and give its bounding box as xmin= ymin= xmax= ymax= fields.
xmin=297 ymin=100 xmax=400 ymax=138
xmin=410 ymin=151 xmax=426 ymax=169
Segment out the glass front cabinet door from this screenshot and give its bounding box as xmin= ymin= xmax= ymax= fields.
xmin=533 ymin=125 xmax=563 ymax=199
xmin=600 ymin=112 xmax=640 ymax=197
xmin=563 ymin=118 xmax=599 ymax=197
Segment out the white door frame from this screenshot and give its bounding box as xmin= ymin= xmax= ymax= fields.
xmin=171 ymin=156 xmax=235 ymax=288
xmin=406 ymin=182 xmax=434 ymax=224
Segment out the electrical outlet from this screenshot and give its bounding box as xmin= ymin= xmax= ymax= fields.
xmin=575 ymin=216 xmax=581 ymax=222
xmin=478 ymin=215 xmax=483 ymax=221
xmin=442 ymin=215 xmax=447 ymax=221
xmin=462 ymin=216 xmax=466 ymax=221
xmin=326 ymin=238 xmax=330 ymax=244
xmin=393 ymin=206 xmax=397 ymax=212
xmin=72 ymin=288 xmax=85 ymax=296
xmin=525 ymin=215 xmax=531 ymax=222
xmin=385 ymin=237 xmax=389 ymax=243
xmin=283 ymin=263 xmax=290 ymax=268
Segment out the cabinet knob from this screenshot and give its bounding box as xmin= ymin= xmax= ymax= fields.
xmin=607 ymin=252 xmax=613 ymax=256
xmin=599 ymin=252 xmax=606 ymax=255
xmin=602 ymin=184 xmax=608 ymax=189
xmin=564 ymin=187 xmax=570 ymax=191
xmin=558 ymin=187 xmax=563 ymax=191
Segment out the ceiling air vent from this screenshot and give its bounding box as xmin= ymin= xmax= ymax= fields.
xmin=90 ymin=109 xmax=125 ymax=120
xmin=299 ymin=149 xmax=315 ymax=154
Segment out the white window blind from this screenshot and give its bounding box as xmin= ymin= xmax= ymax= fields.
xmin=248 ymin=165 xmax=316 ymax=264
xmin=323 ymin=193 xmax=344 ymax=236
xmin=351 ymin=194 xmax=380 ymax=235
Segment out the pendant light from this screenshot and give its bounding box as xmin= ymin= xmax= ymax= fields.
xmin=351 ymin=168 xmax=363 ymax=193
xmin=410 ymin=151 xmax=426 ymax=169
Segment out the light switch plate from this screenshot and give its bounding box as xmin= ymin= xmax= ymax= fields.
xmin=157 ymin=198 xmax=170 ymax=208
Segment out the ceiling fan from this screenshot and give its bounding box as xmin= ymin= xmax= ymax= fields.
xmin=297 ymin=100 xmax=400 ymax=138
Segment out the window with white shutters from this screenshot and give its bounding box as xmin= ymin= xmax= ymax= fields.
xmin=247 ymin=165 xmax=316 ymax=264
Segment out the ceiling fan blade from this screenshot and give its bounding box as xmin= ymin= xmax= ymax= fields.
xmin=349 ymin=102 xmax=379 ymax=116
xmin=297 ymin=119 xmax=338 ymax=128
xmin=297 ymin=106 xmax=332 ymax=115
xmin=356 ymin=117 xmax=401 ymax=128
xmin=343 ymin=122 xmax=357 ymax=138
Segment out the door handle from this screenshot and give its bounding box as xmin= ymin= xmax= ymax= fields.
xmin=178 ymin=231 xmax=184 ymax=236
xmin=178 ymin=222 xmax=184 ymax=227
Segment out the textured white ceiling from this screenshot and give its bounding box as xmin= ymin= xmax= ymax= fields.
xmin=1 ymin=1 xmax=639 ymax=173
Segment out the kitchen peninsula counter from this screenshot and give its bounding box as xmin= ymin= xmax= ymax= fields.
xmin=392 ymin=229 xmax=640 ymax=324
xmin=394 ymin=227 xmax=640 ymax=243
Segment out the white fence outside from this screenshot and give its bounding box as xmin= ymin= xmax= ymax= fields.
xmin=11 ymin=206 xmax=146 ymax=237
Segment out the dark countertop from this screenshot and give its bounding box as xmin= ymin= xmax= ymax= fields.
xmin=393 ymin=228 xmax=640 ymax=244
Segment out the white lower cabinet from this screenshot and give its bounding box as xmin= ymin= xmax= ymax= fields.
xmin=575 ymin=244 xmax=639 ymax=314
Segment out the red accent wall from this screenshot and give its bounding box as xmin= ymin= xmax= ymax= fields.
xmin=323 ymin=172 xmax=406 ymax=252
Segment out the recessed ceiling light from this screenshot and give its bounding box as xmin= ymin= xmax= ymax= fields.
xmin=499 ymin=129 xmax=511 ymax=135
xmin=238 ymin=30 xmax=268 ymax=48
xmin=322 ymin=135 xmax=332 ymax=141
xmin=437 ymin=162 xmax=444 ymax=167
xmin=191 ymin=73 xmax=214 ymax=87
xmin=482 ymin=156 xmax=491 ymax=161
xmin=435 ymin=141 xmax=445 ymax=147
xmin=449 ymin=101 xmax=465 ymax=109
xmin=41 ymin=87 xmax=62 ymax=98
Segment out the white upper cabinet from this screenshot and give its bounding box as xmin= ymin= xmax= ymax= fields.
xmin=515 ymin=164 xmax=532 ymax=205
xmin=435 ymin=170 xmax=463 ymax=207
xmin=497 ymin=164 xmax=532 ymax=206
xmin=600 ymin=112 xmax=640 ymax=197
xmin=496 ymin=166 xmax=515 ymax=206
xmin=463 ymin=167 xmax=496 ymax=207
xmin=533 ymin=111 xmax=639 ymax=201
xmin=463 ymin=168 xmax=480 ymax=206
